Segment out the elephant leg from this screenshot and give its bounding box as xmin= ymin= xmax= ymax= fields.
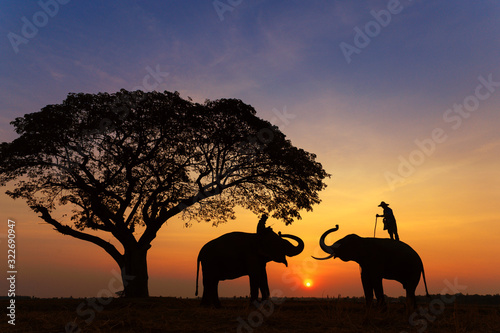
xmin=259 ymin=268 xmax=270 ymax=301
xmin=373 ymin=278 xmax=387 ymax=312
xmin=200 ymin=276 xmax=211 ymax=307
xmin=361 ymin=272 xmax=374 ymax=325
xmin=361 ymin=270 xmax=374 ymax=309
xmin=249 ymin=273 xmax=260 ymax=303
xmin=201 ymin=288 xmax=209 ymax=307
xmin=213 ymin=280 xmax=221 ymax=308
xmin=406 ymin=288 xmax=417 ymax=315
xmin=200 ymin=272 xmax=209 ymax=306
xmin=201 ymin=276 xmax=220 ymax=308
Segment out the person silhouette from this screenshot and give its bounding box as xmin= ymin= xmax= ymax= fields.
xmin=376 ymin=201 xmax=399 ymax=241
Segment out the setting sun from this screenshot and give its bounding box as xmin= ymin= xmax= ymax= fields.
xmin=304 ymin=279 xmax=313 ymax=288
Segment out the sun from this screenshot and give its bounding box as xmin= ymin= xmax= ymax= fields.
xmin=303 ymin=279 xmax=313 ymax=288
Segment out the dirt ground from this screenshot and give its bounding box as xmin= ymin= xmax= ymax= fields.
xmin=1 ymin=297 xmax=499 ymax=332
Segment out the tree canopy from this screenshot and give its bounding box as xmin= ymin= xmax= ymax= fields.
xmin=0 ymin=90 xmax=329 ymax=296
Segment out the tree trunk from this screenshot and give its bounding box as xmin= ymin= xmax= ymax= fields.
xmin=120 ymin=247 xmax=150 ymax=297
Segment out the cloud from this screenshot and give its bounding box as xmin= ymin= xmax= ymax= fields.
xmin=475 ymin=140 xmax=500 ymax=154
xmin=72 ymin=60 xmax=128 ymax=89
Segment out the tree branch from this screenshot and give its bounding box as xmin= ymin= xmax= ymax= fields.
xmin=32 ymin=205 xmax=124 ymax=266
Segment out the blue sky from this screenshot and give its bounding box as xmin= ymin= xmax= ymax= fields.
xmin=2 ymin=1 xmax=498 ymax=116
xmin=1 ymin=1 xmax=500 ymax=297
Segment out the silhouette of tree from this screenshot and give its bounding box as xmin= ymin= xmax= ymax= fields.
xmin=0 ymin=90 xmax=329 ymax=297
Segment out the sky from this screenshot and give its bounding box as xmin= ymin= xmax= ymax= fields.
xmin=1 ymin=0 xmax=499 ymax=299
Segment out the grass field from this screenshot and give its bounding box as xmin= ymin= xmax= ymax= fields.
xmin=1 ymin=296 xmax=499 ymax=332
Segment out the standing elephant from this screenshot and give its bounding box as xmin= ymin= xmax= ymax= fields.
xmin=313 ymin=225 xmax=429 ymax=313
xmin=196 ymin=215 xmax=304 ymax=307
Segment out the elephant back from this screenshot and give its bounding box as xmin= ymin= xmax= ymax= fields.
xmin=367 ymin=238 xmax=424 ymax=272
xmin=199 ymin=232 xmax=256 ymax=259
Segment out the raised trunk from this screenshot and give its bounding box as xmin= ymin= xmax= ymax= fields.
xmin=312 ymin=224 xmax=339 ymax=260
xmin=120 ymin=247 xmax=150 ymax=297
xmin=280 ymin=233 xmax=305 ymax=257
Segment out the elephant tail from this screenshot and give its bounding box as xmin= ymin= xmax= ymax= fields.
xmin=422 ymin=263 xmax=430 ymax=297
xmin=195 ymin=254 xmax=200 ymax=297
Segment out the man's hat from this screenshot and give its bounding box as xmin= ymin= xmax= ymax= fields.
xmin=378 ymin=201 xmax=389 ymax=207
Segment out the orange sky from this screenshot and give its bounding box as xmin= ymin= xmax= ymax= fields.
xmin=2 ymin=134 xmax=499 ymax=299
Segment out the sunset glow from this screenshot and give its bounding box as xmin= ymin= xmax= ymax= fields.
xmin=1 ymin=1 xmax=500 ymax=302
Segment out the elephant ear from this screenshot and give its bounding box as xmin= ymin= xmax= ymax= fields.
xmin=256 ymin=227 xmax=288 ymax=266
xmin=335 ymin=234 xmax=363 ymax=263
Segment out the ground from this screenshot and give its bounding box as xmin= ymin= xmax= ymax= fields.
xmin=1 ymin=297 xmax=499 ymax=332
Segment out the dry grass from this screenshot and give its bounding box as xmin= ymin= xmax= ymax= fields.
xmin=1 ymin=297 xmax=499 ymax=332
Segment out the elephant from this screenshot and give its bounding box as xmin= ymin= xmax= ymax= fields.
xmin=195 ymin=214 xmax=304 ymax=307
xmin=313 ymin=225 xmax=429 ymax=313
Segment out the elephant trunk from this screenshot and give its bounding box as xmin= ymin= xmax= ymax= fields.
xmin=312 ymin=225 xmax=339 ymax=260
xmin=280 ymin=233 xmax=305 ymax=257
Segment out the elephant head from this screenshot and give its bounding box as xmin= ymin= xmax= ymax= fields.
xmin=256 ymin=214 xmax=304 ymax=266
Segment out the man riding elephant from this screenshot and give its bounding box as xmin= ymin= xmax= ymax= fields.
xmin=376 ymin=201 xmax=400 ymax=241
